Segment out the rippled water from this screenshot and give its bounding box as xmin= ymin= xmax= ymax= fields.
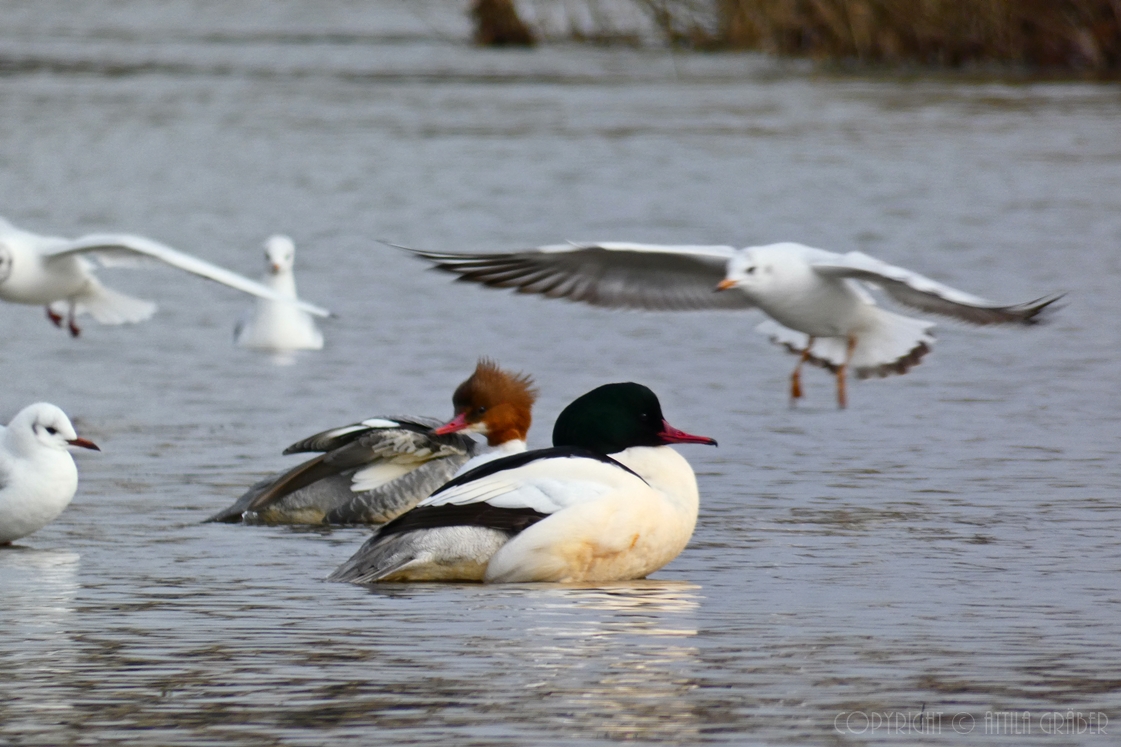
xmin=2 ymin=2 xmax=1120 ymax=744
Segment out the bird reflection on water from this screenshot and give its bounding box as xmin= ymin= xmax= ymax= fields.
xmin=0 ymin=549 xmax=81 ymax=734
xmin=363 ymin=580 xmax=703 ymax=741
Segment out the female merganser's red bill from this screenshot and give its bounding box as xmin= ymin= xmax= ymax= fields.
xmin=206 ymin=358 xmax=536 ymax=526
xmin=432 ymin=414 xmax=469 ymax=435
xmin=328 ymin=382 xmax=716 ymax=585
xmin=403 ymin=241 xmax=1060 ymax=409
xmin=432 ymin=360 xmax=537 ymax=448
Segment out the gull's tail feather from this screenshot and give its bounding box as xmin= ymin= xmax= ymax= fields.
xmin=757 ymin=308 xmax=935 ymax=379
xmin=74 ymin=278 xmax=157 ymax=324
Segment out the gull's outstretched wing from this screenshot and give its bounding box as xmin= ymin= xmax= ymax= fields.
xmin=402 ymin=242 xmax=754 ymax=311
xmin=811 ymin=251 xmax=1062 ymax=325
xmin=43 ymin=234 xmax=331 ymax=317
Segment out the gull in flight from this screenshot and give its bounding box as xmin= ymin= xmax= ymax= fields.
xmin=1 ymin=403 xmax=99 ymax=545
xmin=234 ymin=235 xmax=324 ymax=352
xmin=403 ymin=241 xmax=1061 ymax=408
xmin=0 ymin=217 xmax=331 ymax=337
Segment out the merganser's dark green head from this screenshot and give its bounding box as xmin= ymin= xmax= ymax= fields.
xmin=552 ymin=382 xmax=716 ymax=454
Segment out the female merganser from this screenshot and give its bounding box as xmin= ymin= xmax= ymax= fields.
xmin=404 ymin=242 xmax=1060 ymax=408
xmin=235 ymin=235 xmax=324 ymax=352
xmin=0 ymin=216 xmax=329 ymax=337
xmin=206 ymin=359 xmax=537 ymax=525
xmin=328 ymin=382 xmax=717 ymax=584
xmin=0 ymin=403 xmax=99 ymax=544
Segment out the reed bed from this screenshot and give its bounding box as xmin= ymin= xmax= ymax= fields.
xmin=475 ymin=1 xmax=1121 ymax=72
xmin=639 ymin=0 xmax=1121 ymax=70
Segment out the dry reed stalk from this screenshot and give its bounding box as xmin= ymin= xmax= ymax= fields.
xmin=708 ymin=0 xmax=1121 ymax=70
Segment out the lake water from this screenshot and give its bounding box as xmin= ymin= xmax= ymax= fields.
xmin=2 ymin=2 xmax=1120 ymax=745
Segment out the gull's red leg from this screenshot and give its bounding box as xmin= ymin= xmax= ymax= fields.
xmin=67 ymin=303 xmax=81 ymax=338
xmin=790 ymin=337 xmax=815 ymax=406
xmin=836 ymin=335 xmax=857 ymax=409
xmin=46 ymin=305 xmax=64 ymax=328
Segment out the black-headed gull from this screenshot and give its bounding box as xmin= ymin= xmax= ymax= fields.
xmin=207 ymin=359 xmax=537 ymax=525
xmin=1 ymin=403 xmax=99 ymax=544
xmin=404 ymin=242 xmax=1061 ymax=408
xmin=0 ymin=217 xmax=331 ymax=337
xmin=234 ymin=235 xmax=324 ymax=352
xmin=329 ymin=382 xmax=716 ymax=584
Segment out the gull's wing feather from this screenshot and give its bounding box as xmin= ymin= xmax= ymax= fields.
xmin=812 ymin=251 xmax=1062 ymax=325
xmin=43 ymin=234 xmax=331 ymax=317
xmin=402 ymin=242 xmax=754 ymax=311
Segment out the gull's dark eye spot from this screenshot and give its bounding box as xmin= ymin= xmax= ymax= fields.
xmin=45 ymin=426 xmax=58 ymax=435
xmin=746 ymin=266 xmax=756 ymax=275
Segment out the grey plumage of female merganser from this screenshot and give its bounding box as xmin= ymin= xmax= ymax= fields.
xmin=207 ymin=359 xmax=537 ymax=525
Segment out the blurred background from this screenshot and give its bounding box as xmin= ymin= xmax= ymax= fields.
xmin=1 ymin=2 xmax=1119 ymax=745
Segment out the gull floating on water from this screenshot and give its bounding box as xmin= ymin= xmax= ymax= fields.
xmin=329 ymin=382 xmax=717 ymax=584
xmin=0 ymin=403 xmax=99 ymax=545
xmin=234 ymin=235 xmax=324 ymax=352
xmin=0 ymin=217 xmax=331 ymax=337
xmin=207 ymin=359 xmax=537 ymax=525
xmin=404 ymin=241 xmax=1062 ymax=408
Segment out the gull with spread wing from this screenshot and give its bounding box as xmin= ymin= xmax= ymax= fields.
xmin=0 ymin=216 xmax=330 ymax=337
xmin=404 ymin=241 xmax=1061 ymax=408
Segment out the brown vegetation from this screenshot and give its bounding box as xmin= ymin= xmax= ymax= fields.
xmin=471 ymin=0 xmax=538 ymax=46
xmin=638 ymin=0 xmax=1121 ymax=70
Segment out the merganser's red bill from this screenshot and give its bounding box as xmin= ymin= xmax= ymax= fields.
xmin=67 ymin=437 xmax=100 ymax=451
xmin=433 ymin=412 xmax=471 ymax=436
xmin=658 ymin=420 xmax=717 ymax=447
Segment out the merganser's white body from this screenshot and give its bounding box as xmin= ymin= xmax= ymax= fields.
xmin=329 ymin=382 xmax=715 ymax=584
xmin=452 ymin=438 xmax=526 ymax=476
xmin=0 ymin=216 xmax=330 ymax=337
xmin=407 ymin=241 xmax=1059 ymax=407
xmin=0 ymin=403 xmax=99 ymax=544
xmin=483 ymin=445 xmax=700 ymax=583
xmin=235 ymin=236 xmax=324 ymax=352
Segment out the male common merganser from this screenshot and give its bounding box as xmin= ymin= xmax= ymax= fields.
xmin=234 ymin=235 xmax=324 ymax=352
xmin=0 ymin=403 xmax=99 ymax=544
xmin=0 ymin=216 xmax=330 ymax=337
xmin=328 ymin=382 xmax=717 ymax=584
xmin=206 ymin=359 xmax=537 ymax=525
xmin=404 ymin=242 xmax=1060 ymax=408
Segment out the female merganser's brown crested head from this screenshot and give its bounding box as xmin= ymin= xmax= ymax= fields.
xmin=433 ymin=358 xmax=538 ymax=446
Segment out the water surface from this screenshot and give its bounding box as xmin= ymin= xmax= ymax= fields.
xmin=2 ymin=3 xmax=1120 ymax=744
